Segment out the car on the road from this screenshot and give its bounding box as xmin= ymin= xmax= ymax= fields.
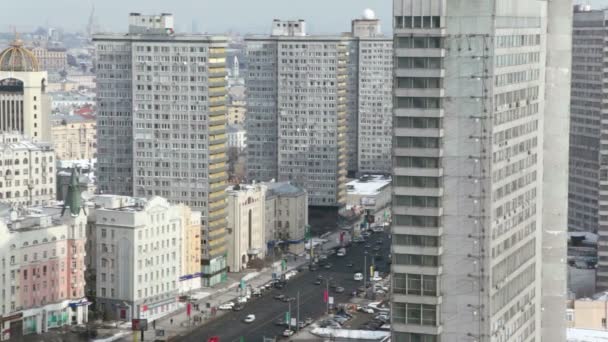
xmin=375 ymin=314 xmax=389 ymax=322
xmin=364 ymin=244 xmax=371 ymax=248
xmin=319 ymin=254 xmax=328 ymax=260
xmin=358 ymin=306 xmax=375 ymax=314
xmin=305 ymin=317 xmax=314 ymax=325
xmin=275 ymin=318 xmax=287 ymax=326
xmin=329 ymin=281 xmax=338 ymax=289
xmin=323 ymin=263 xmax=332 ymax=269
xmin=354 ymin=273 xmax=363 ymax=281
xmin=314 ymin=279 xmax=322 ymax=285
xmin=335 ymin=286 xmax=345 ymax=293
xmin=376 ymin=239 xmax=383 ymax=244
xmin=298 ymin=321 xmax=306 ymax=329
xmin=346 ymin=262 xmax=354 ymax=267
xmin=243 ymin=314 xmax=256 ymax=323
xmin=274 ymin=294 xmax=285 ymax=300
xmin=281 ymin=296 xmax=296 ymax=302
xmin=283 ymin=329 xmax=294 ymax=337
xmin=373 ymin=246 xmax=380 ymax=251
xmin=309 ymin=264 xmax=318 ymax=271
xmin=232 ymin=304 xmax=244 ymax=311
xmin=357 ymin=286 xmax=366 ymax=293
xmin=274 ymin=282 xmax=285 ymax=289
xmin=371 ymin=274 xmax=382 ymax=282
xmin=218 ymin=302 xmax=235 ymax=310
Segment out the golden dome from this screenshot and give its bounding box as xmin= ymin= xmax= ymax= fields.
xmin=0 ymin=37 xmax=39 ymax=72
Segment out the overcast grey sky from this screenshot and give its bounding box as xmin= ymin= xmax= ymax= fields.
xmin=4 ymin=0 xmax=608 ymax=35
xmin=1 ymin=0 xmax=391 ymax=35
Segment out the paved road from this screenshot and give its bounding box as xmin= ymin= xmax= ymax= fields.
xmin=181 ymin=230 xmax=391 ymax=342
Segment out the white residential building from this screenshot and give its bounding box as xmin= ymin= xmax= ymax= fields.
xmin=391 ymin=1 xmax=571 ymax=341
xmin=226 ymin=184 xmax=266 ymax=272
xmin=227 ymin=124 xmax=247 ymax=151
xmin=92 ymin=195 xmax=201 ymax=321
xmin=0 ymin=132 xmax=56 ymax=206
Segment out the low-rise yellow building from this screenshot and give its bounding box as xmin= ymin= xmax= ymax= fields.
xmin=51 ymin=114 xmax=96 ymax=160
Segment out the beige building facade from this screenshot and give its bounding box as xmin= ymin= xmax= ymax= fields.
xmin=567 ymin=292 xmax=608 ymax=330
xmin=226 ymin=184 xmax=266 ymax=272
xmin=51 ymin=116 xmax=96 ymax=160
xmin=263 ymin=181 xmax=308 ymax=254
xmin=31 ymin=47 xmax=67 ymax=73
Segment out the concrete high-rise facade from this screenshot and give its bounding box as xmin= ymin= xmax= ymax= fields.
xmin=246 ymin=14 xmax=392 ymax=206
xmin=94 ymin=13 xmax=229 ymax=286
xmin=246 ymin=20 xmax=349 ymax=207
xmin=351 ymin=12 xmax=393 ymax=175
xmin=391 ymin=1 xmax=571 ymax=342
xmin=570 ymin=6 xmax=608 ymax=291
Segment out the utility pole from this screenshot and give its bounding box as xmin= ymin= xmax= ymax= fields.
xmin=288 ymin=299 xmax=292 ymax=329
xmin=325 ymin=278 xmax=330 ymax=314
xmin=296 ymin=291 xmax=300 ymax=332
xmin=363 ymin=255 xmax=367 ymax=288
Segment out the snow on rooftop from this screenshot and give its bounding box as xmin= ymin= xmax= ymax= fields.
xmin=568 ymin=328 xmax=608 ymax=342
xmin=346 ymin=175 xmax=391 ymax=196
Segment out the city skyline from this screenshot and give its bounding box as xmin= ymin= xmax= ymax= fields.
xmin=1 ymin=0 xmax=392 ymax=34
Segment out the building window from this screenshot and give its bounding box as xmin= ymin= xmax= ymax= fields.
xmin=395 ymin=176 xmax=440 ymax=188
xmin=394 ymin=215 xmax=440 ymax=228
xmin=395 ymin=137 xmax=440 ymax=149
xmin=395 ymin=254 xmax=439 ymax=267
xmin=397 ymin=77 xmax=441 ymax=89
xmin=393 ymin=303 xmax=437 ymax=326
xmin=395 ymin=156 xmax=440 ymax=169
xmin=396 ymin=97 xmax=441 ymax=109
xmin=393 ymin=332 xmax=438 ymax=342
xmin=395 ymin=195 xmax=440 ymax=208
xmin=394 ymin=273 xmax=437 ymax=296
xmin=394 ymin=234 xmax=439 ymax=247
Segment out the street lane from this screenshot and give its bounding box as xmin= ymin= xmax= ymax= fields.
xmin=181 ymin=230 xmax=390 ymax=342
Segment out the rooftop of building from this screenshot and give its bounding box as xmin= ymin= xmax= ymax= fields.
xmin=227 ymin=183 xmax=264 ymax=193
xmin=263 ymin=181 xmax=306 ymax=196
xmin=51 ymin=113 xmax=96 ymax=126
xmin=228 ymin=85 xmax=246 ymax=101
xmin=227 ymin=124 xmax=245 ymax=133
xmin=0 ymin=36 xmax=40 ymax=72
xmin=50 ymin=91 xmax=96 ymax=101
xmin=92 ymin=32 xmax=227 ymax=43
xmin=0 ymin=203 xmax=78 ymax=233
xmin=568 ymin=328 xmax=608 ymax=342
xmin=0 ymin=132 xmax=53 ymax=151
xmin=346 ymin=175 xmax=391 ymax=196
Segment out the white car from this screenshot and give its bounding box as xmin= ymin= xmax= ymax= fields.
xmin=243 ymin=314 xmax=256 ymax=323
xmin=237 ymin=296 xmax=248 ymax=303
xmin=371 ymin=275 xmax=382 ymax=282
xmin=359 ymin=306 xmax=375 ymax=314
xmin=283 ymin=329 xmax=294 ymax=337
xmin=218 ymin=302 xmax=235 ymax=310
xmin=354 ymin=273 xmax=363 ymax=281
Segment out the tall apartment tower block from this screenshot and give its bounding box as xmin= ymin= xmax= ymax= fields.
xmin=570 ymin=6 xmax=608 ymax=291
xmin=391 ymin=1 xmax=571 ymax=342
xmin=246 ymin=12 xmax=392 ymax=207
xmin=94 ymin=13 xmax=229 ymax=286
